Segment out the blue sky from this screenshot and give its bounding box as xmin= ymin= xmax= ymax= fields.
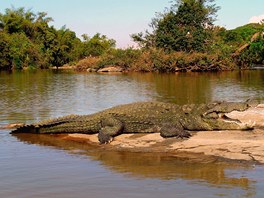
xmin=1 ymin=0 xmax=264 ymax=48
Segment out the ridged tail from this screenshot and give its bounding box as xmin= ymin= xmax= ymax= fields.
xmin=10 ymin=114 xmax=81 ymax=134
xmin=11 ymin=125 xmax=38 ymax=134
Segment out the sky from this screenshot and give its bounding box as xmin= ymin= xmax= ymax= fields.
xmin=0 ymin=0 xmax=264 ymax=48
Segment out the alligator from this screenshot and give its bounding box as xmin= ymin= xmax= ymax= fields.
xmin=11 ymin=101 xmax=255 ymax=144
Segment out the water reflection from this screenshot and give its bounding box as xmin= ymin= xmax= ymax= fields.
xmin=0 ymin=70 xmax=154 ymax=124
xmin=127 ymin=71 xmax=264 ymax=104
xmin=125 ymin=72 xmax=212 ymax=104
xmin=2 ymin=70 xmax=264 ymax=197
xmin=1 ymin=70 xmax=264 ymax=125
xmin=13 ymin=133 xmax=255 ymax=191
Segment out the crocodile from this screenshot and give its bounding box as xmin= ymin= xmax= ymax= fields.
xmin=11 ymin=101 xmax=255 ymax=144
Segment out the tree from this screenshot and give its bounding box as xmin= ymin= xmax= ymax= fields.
xmin=50 ymin=26 xmax=82 ymax=67
xmin=0 ymin=32 xmax=12 ymax=70
xmin=0 ymin=7 xmax=25 ymax=34
xmin=0 ymin=30 xmax=44 ymax=70
xmin=0 ymin=6 xmax=117 ymax=70
xmin=132 ymin=0 xmax=219 ymax=52
xmin=82 ymin=33 xmax=116 ymax=57
xmin=234 ymin=27 xmax=264 ymax=68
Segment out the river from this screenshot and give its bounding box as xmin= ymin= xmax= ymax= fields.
xmin=0 ymin=70 xmax=264 ymax=198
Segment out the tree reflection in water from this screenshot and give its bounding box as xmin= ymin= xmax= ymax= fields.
xmin=13 ymin=133 xmax=255 ymax=192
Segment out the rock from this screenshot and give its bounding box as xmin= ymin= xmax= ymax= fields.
xmin=86 ymin=68 xmax=97 ymax=72
xmin=97 ymin=66 xmax=123 ymax=73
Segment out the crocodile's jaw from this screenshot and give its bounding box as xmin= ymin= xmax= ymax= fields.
xmin=219 ymin=113 xmax=241 ymax=123
xmin=221 ymin=112 xmax=255 ymax=130
xmin=204 ymin=111 xmax=255 ymax=130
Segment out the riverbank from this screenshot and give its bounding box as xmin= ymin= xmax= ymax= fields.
xmin=73 ymin=49 xmax=238 ymax=73
xmin=55 ymin=104 xmax=264 ymax=165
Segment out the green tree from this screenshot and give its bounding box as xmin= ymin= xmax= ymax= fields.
xmin=132 ymin=0 xmax=219 ymax=52
xmin=0 ymin=32 xmax=44 ymax=70
xmin=50 ymin=26 xmax=82 ymax=67
xmin=0 ymin=7 xmax=55 ymax=69
xmin=223 ymin=23 xmax=264 ymax=47
xmin=236 ymin=34 xmax=264 ymax=68
xmin=0 ymin=32 xmax=12 ymax=70
xmin=82 ymin=33 xmax=116 ymax=57
xmin=0 ymin=6 xmax=116 ymax=70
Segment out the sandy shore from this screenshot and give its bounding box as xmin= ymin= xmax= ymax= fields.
xmin=61 ymin=104 xmax=264 ymax=164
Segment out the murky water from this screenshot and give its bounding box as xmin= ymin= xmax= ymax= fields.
xmin=1 ymin=70 xmax=264 ymax=198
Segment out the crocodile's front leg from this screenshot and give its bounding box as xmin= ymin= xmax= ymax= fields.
xmin=160 ymin=122 xmax=191 ymax=138
xmin=98 ymin=117 xmax=124 ymax=144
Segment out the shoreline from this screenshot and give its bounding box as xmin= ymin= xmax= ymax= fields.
xmin=49 ymin=64 xmax=264 ymax=74
xmin=8 ymin=105 xmax=264 ymax=165
xmin=53 ymin=105 xmax=264 ymax=165
xmin=2 ymin=63 xmax=263 ymax=73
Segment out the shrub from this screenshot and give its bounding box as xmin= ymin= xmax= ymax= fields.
xmin=133 ymin=49 xmax=236 ymax=72
xmin=75 ymin=47 xmax=237 ymax=73
xmin=75 ymin=57 xmax=101 ymax=71
xmin=97 ymin=48 xmax=141 ymax=69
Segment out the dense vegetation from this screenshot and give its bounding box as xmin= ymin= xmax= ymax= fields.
xmin=0 ymin=7 xmax=115 ymax=70
xmin=132 ymin=0 xmax=219 ymax=52
xmin=129 ymin=0 xmax=264 ymax=71
xmin=1 ymin=0 xmax=264 ymax=72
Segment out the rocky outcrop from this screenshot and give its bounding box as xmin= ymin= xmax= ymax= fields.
xmin=97 ymin=66 xmax=123 ymax=73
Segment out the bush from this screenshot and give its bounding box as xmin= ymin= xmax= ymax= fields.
xmin=132 ymin=49 xmax=236 ymax=72
xmin=94 ymin=48 xmax=236 ymax=72
xmin=0 ymin=32 xmax=45 ymax=70
xmin=0 ymin=32 xmax=12 ymax=70
xmin=97 ymin=48 xmax=141 ymax=69
xmin=75 ymin=57 xmax=101 ymax=71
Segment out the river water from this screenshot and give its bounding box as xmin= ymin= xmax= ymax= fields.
xmin=0 ymin=70 xmax=264 ymax=198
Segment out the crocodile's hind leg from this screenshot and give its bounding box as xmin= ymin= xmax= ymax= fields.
xmin=98 ymin=117 xmax=124 ymax=144
xmin=160 ymin=122 xmax=191 ymax=139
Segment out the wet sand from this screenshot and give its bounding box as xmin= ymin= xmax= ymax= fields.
xmin=62 ymin=104 xmax=264 ymax=164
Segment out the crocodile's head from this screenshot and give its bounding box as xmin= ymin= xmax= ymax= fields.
xmin=182 ymin=101 xmax=255 ymax=131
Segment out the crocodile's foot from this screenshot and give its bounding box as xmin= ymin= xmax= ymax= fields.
xmin=98 ymin=131 xmax=114 ymax=144
xmin=176 ymin=130 xmax=192 ymax=139
xmin=160 ymin=123 xmax=191 ymax=139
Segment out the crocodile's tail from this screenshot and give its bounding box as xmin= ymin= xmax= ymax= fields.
xmin=10 ymin=121 xmax=69 ymax=134
xmin=11 ymin=124 xmax=38 ymax=134
xmin=10 ymin=114 xmax=81 ymax=134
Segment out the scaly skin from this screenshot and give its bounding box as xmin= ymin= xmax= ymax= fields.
xmin=11 ymin=101 xmax=254 ymax=143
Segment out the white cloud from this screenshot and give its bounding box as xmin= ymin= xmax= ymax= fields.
xmin=249 ymin=14 xmax=264 ymax=23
